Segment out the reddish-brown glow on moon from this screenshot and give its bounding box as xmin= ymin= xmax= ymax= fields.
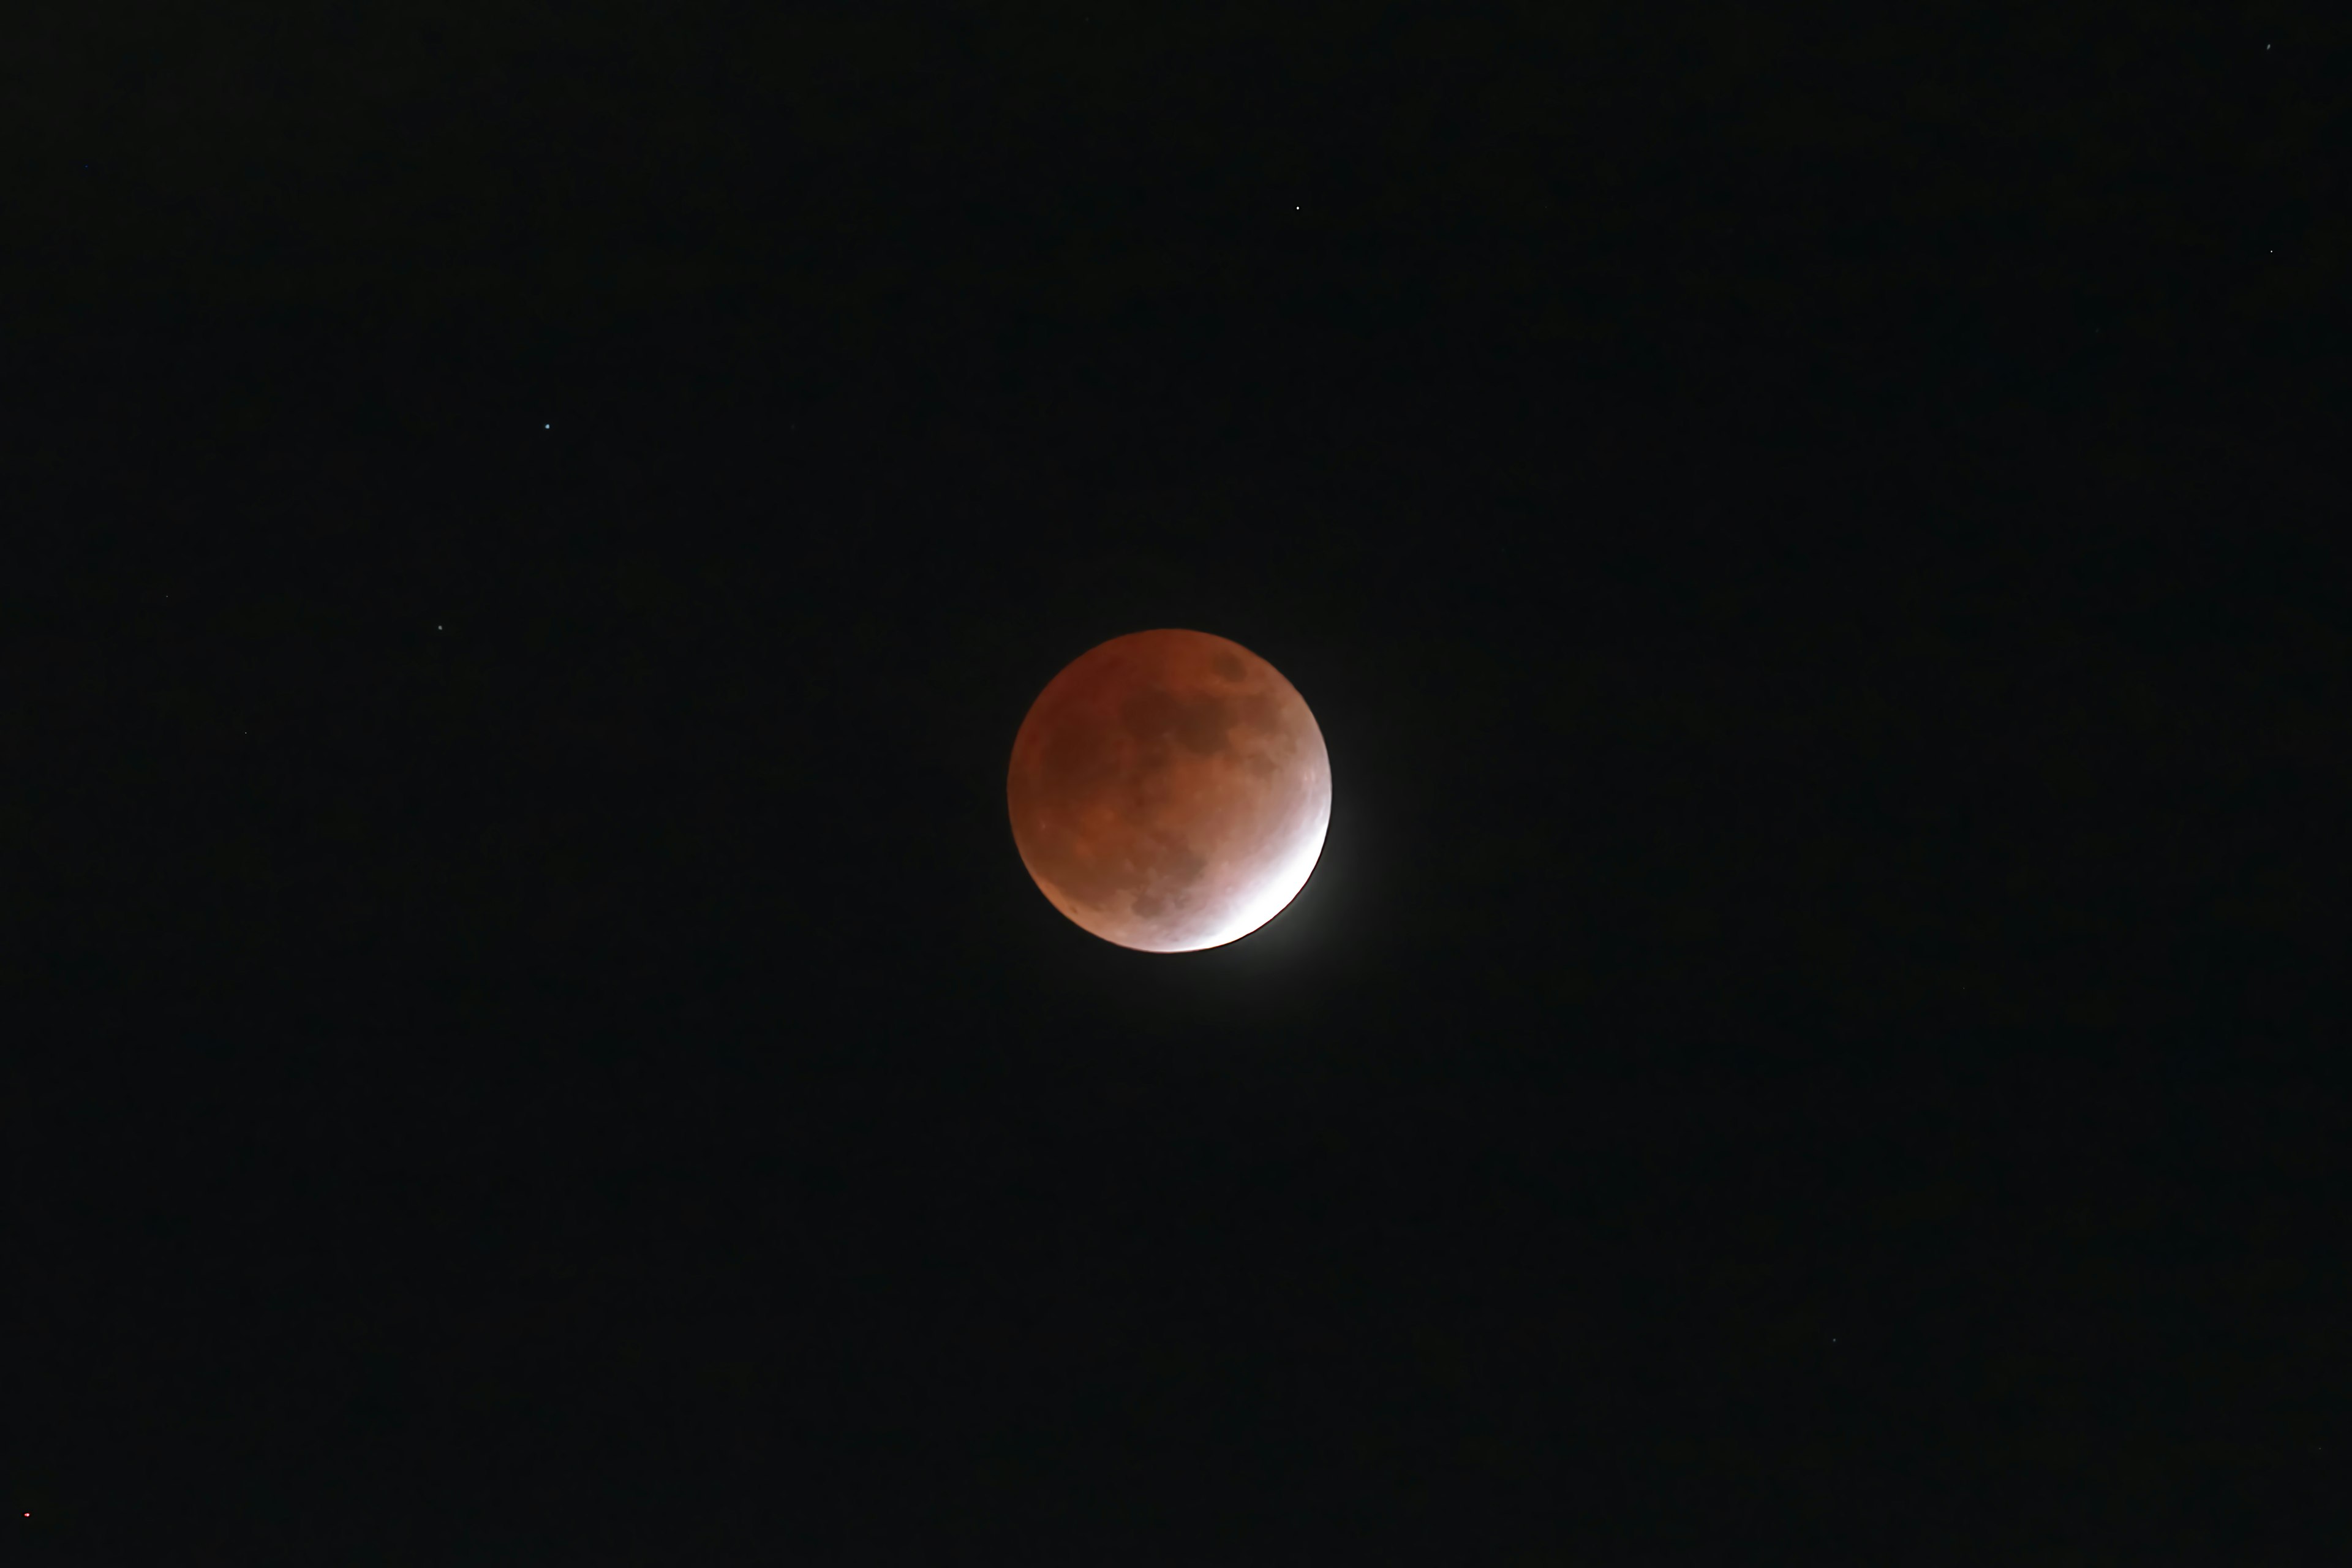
xmin=1008 ymin=629 xmax=1332 ymax=952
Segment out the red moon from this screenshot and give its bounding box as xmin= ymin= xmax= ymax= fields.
xmin=1008 ymin=629 xmax=1332 ymax=952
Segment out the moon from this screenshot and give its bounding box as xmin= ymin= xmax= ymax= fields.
xmin=1007 ymin=629 xmax=1332 ymax=952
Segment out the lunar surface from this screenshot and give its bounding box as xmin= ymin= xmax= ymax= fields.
xmin=1007 ymin=629 xmax=1332 ymax=952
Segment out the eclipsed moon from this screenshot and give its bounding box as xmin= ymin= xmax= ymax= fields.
xmin=1007 ymin=629 xmax=1332 ymax=952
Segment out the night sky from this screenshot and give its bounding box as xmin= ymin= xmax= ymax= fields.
xmin=10 ymin=4 xmax=2346 ymax=1562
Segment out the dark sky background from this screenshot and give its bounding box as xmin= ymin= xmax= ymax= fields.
xmin=9 ymin=2 xmax=2347 ymax=1562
